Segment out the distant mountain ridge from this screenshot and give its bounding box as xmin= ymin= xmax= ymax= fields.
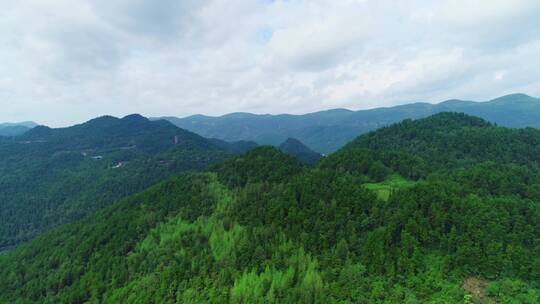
xmin=159 ymin=93 xmax=540 ymax=154
xmin=0 ymin=121 xmax=38 ymax=136
xmin=0 ymin=121 xmax=38 ymax=128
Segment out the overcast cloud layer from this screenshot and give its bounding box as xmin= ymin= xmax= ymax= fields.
xmin=1 ymin=0 xmax=540 ymax=126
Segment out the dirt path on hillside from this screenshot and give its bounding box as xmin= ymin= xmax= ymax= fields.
xmin=462 ymin=277 xmax=497 ymax=304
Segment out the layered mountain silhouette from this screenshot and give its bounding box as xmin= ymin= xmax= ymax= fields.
xmin=160 ymin=93 xmax=540 ymax=154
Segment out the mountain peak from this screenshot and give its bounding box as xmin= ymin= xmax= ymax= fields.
xmin=121 ymin=114 xmax=149 ymax=123
xmin=80 ymin=114 xmax=150 ymax=129
xmin=281 ymin=137 xmax=304 ymax=146
xmin=490 ymin=93 xmax=537 ymax=103
xmin=84 ymin=115 xmax=119 ymax=126
xmin=21 ymin=125 xmax=52 ymax=138
xmin=279 ymin=138 xmax=322 ymax=164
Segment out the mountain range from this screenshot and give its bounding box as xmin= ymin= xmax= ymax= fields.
xmin=159 ymin=93 xmax=540 ymax=154
xmin=2 ymin=94 xmax=540 ymax=302
xmin=2 ymin=113 xmax=539 ymax=303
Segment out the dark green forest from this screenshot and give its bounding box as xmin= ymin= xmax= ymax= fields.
xmin=1 ymin=113 xmax=540 ymax=303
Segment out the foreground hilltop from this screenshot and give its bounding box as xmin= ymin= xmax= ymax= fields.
xmin=161 ymin=93 xmax=540 ymax=154
xmin=1 ymin=113 xmax=540 ymax=303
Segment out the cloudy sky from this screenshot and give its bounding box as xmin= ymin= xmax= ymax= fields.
xmin=1 ymin=0 xmax=540 ymax=126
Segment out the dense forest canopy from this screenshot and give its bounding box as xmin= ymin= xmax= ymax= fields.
xmin=1 ymin=113 xmax=540 ymax=303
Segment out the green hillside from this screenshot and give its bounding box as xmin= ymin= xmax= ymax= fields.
xmin=1 ymin=113 xmax=540 ymax=303
xmin=0 ymin=115 xmax=237 ymax=250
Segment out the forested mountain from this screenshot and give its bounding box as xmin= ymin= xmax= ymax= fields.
xmin=279 ymin=138 xmax=322 ymax=164
xmin=0 ymin=114 xmax=241 ymax=251
xmin=0 ymin=121 xmax=37 ymax=136
xmin=160 ymin=93 xmax=540 ymax=154
xmin=2 ymin=113 xmax=540 ymax=303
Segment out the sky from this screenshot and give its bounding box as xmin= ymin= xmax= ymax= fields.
xmin=1 ymin=0 xmax=540 ymax=126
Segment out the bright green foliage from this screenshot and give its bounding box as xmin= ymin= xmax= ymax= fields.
xmin=364 ymin=174 xmax=416 ymax=201
xmin=486 ymin=279 xmax=540 ymax=303
xmin=230 ymin=249 xmax=324 ymax=304
xmin=2 ymin=113 xmax=540 ymax=303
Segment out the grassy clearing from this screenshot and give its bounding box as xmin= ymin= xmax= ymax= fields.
xmin=364 ymin=174 xmax=416 ymax=201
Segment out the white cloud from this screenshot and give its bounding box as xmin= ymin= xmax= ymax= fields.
xmin=0 ymin=0 xmax=539 ymax=126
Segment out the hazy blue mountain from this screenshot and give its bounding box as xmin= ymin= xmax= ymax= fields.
xmin=0 ymin=121 xmax=38 ymax=128
xmin=0 ymin=115 xmax=242 ymax=250
xmin=159 ymin=93 xmax=540 ymax=154
xmin=279 ymin=137 xmax=322 ymax=164
xmin=0 ymin=125 xmax=31 ymax=136
xmin=0 ymin=121 xmax=38 ymax=136
xmin=208 ymin=138 xmax=258 ymax=154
